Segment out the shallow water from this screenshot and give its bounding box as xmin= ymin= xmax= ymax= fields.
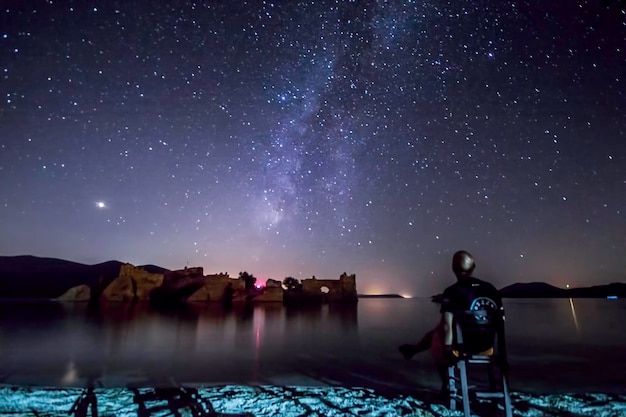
xmin=0 ymin=298 xmax=624 ymax=394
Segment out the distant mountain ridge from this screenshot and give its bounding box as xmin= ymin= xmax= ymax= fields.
xmin=498 ymin=282 xmax=567 ymax=298
xmin=499 ymin=281 xmax=626 ymax=298
xmin=0 ymin=255 xmax=170 ymax=299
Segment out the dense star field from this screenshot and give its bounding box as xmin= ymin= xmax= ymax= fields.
xmin=1 ymin=1 xmax=624 ymax=296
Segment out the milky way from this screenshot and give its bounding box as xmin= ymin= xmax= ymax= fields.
xmin=1 ymin=1 xmax=625 ymax=296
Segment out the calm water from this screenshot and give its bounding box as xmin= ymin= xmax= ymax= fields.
xmin=0 ymin=298 xmax=624 ymax=394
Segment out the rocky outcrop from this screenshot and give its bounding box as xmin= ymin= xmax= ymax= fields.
xmin=56 ymin=284 xmax=91 ymax=301
xmin=101 ymin=264 xmax=164 ymax=302
xmin=149 ymin=267 xmax=205 ymax=305
xmin=188 ymin=273 xmax=246 ymax=302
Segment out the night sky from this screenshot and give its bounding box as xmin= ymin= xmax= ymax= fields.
xmin=1 ymin=1 xmax=624 ymax=296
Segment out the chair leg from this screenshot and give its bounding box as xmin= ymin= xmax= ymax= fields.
xmin=447 ymin=359 xmax=510 ymax=417
xmin=502 ymin=372 xmax=513 ymax=417
xmin=488 ymin=362 xmax=496 ymax=390
xmin=458 ymin=361 xmax=471 ymax=417
xmin=447 ymin=366 xmax=457 ymax=411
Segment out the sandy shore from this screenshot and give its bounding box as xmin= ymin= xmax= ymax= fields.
xmin=1 ymin=385 xmax=624 ymax=416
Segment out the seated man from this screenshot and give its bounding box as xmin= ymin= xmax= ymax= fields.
xmin=399 ymin=250 xmax=502 ymax=391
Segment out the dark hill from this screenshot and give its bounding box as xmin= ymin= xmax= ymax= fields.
xmin=499 ymin=282 xmax=626 ymax=298
xmin=0 ymin=256 xmax=170 ymax=299
xmin=0 ymin=256 xmax=119 ymax=298
xmin=499 ymin=282 xmax=567 ymax=298
xmin=138 ymin=264 xmax=170 ymax=275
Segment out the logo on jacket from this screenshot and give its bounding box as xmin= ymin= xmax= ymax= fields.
xmin=470 ymin=297 xmax=497 ymax=311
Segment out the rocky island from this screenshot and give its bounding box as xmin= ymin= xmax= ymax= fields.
xmin=0 ymin=256 xmax=358 ymax=305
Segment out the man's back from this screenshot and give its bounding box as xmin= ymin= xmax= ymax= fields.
xmin=440 ymin=276 xmax=502 ymax=313
xmin=440 ymin=276 xmax=502 ymax=353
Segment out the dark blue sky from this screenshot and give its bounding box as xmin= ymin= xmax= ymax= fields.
xmin=1 ymin=1 xmax=624 ymax=296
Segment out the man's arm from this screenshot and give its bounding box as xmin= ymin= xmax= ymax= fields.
xmin=442 ymin=312 xmax=454 ymax=346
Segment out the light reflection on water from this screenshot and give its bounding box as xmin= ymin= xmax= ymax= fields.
xmin=569 ymin=298 xmax=581 ymax=336
xmin=0 ymin=298 xmax=624 ymax=393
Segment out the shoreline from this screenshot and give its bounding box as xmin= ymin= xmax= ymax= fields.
xmin=1 ymin=384 xmax=624 ymax=416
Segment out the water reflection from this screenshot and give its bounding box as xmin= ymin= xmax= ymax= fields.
xmin=284 ymin=303 xmax=358 ymax=331
xmin=0 ymin=299 xmax=624 ymax=393
xmin=568 ymin=298 xmax=581 ymax=336
xmin=61 ymin=360 xmax=79 ymax=385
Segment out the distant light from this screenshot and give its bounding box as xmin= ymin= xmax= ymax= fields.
xmin=566 ymin=284 xmax=570 ymax=289
xmin=400 ymin=294 xmax=412 ymax=299
xmin=95 ymin=201 xmax=106 ymax=209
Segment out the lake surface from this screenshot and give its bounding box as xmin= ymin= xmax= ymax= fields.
xmin=0 ymin=298 xmax=624 ymax=395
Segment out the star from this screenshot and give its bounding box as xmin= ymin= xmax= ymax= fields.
xmin=95 ymin=201 xmax=107 ymax=209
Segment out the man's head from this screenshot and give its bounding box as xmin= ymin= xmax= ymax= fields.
xmin=452 ymin=250 xmax=475 ymax=279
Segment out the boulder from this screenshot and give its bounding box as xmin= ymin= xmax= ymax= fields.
xmin=56 ymin=284 xmax=91 ymax=301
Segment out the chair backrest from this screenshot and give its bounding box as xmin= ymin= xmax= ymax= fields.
xmin=452 ymin=308 xmax=507 ymax=359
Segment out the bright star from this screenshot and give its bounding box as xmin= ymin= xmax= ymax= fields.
xmin=95 ymin=201 xmax=106 ymax=209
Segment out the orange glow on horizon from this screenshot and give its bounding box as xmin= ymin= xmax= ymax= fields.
xmin=361 ymin=285 xmax=388 ymax=295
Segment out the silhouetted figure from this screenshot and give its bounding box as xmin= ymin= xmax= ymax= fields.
xmin=399 ymin=250 xmax=502 ymax=393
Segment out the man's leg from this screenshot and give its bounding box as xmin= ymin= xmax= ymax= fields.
xmin=430 ymin=324 xmax=454 ymax=397
xmin=398 ymin=328 xmax=436 ymax=360
xmin=437 ymin=364 xmax=450 ymax=395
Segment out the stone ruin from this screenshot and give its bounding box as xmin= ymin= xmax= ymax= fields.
xmin=297 ymin=272 xmax=358 ymax=303
xmin=58 ymin=264 xmax=357 ymax=305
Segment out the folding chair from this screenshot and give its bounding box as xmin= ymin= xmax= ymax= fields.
xmin=447 ymin=308 xmax=512 ymax=417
